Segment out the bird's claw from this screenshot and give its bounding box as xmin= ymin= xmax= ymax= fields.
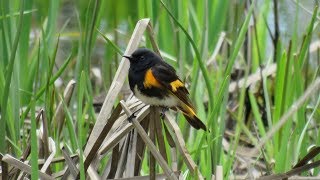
xmin=127 ymin=113 xmax=136 ymax=122
xmin=160 ymin=107 xmax=169 ymax=119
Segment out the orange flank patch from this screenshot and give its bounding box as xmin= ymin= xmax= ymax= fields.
xmin=170 ymin=79 xmax=184 ymax=92
xmin=144 ymin=69 xmax=162 ymax=88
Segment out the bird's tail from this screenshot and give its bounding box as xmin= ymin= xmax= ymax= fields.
xmin=178 ymin=104 xmax=207 ymax=131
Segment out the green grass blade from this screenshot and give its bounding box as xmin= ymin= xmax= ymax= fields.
xmin=30 ymin=99 xmax=39 ymax=179
xmin=297 ymin=6 xmax=318 ymax=67
xmin=0 ymin=0 xmax=24 ymax=153
xmin=160 ymin=0 xmax=214 ymax=111
xmin=77 ymin=71 xmax=86 ymax=180
xmin=61 ymin=95 xmax=78 ymax=151
xmin=97 ymin=28 xmax=124 ymax=55
xmin=21 ymin=52 xmax=74 ymax=120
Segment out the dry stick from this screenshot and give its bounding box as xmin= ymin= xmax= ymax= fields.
xmin=79 ymin=152 xmax=101 ymax=180
xmin=52 ymin=80 xmax=76 ymax=134
xmin=37 ymin=154 xmax=78 ymax=165
xmin=125 ymin=129 xmax=137 ymax=177
xmin=310 ymin=40 xmax=320 ymax=53
xmin=55 ymin=156 xmax=78 ymax=180
xmin=40 ymin=138 xmax=56 ymax=173
xmin=84 ymin=18 xmax=150 ymax=157
xmin=257 ymin=160 xmax=320 ymax=180
xmin=232 ymin=175 xmax=320 ymax=180
xmin=146 ymin=24 xmax=161 ymax=56
xmin=250 ymin=78 xmax=320 ymax=155
xmin=53 ymin=170 xmax=68 ymax=179
xmin=203 ymin=64 xmax=277 ymax=105
xmin=98 ymin=105 xmax=150 ymax=155
xmin=134 ymin=116 xmax=150 ymax=176
xmin=228 ymin=64 xmax=277 ymax=93
xmin=40 ymin=111 xmax=50 ymax=172
xmin=149 ymin=107 xmax=156 ymax=180
xmin=215 ymin=165 xmax=223 ymax=180
xmin=164 ymin=114 xmax=204 ymax=179
xmin=107 ymin=172 xmax=181 ymax=180
xmin=171 ymin=148 xmax=178 ymax=171
xmin=119 ymin=100 xmax=178 ymax=180
xmin=164 ymin=123 xmax=178 ymax=171
xmin=273 ymin=0 xmax=280 ymax=62
xmin=102 ymin=101 xmax=145 ymax=143
xmin=61 ymin=146 xmax=79 ymax=178
xmin=290 ymin=0 xmax=320 ymax=21
xmin=83 ymin=103 xmax=122 ymax=172
xmin=2 ymin=154 xmax=54 ymax=180
xmin=0 ymin=153 xmax=8 ymax=180
xmin=105 ymin=144 xmax=120 ymax=179
xmin=12 ymin=110 xmax=44 ymax=180
xmin=207 ymin=32 xmax=226 ymax=66
xmin=293 ymin=147 xmax=320 ymax=169
xmin=20 ymin=109 xmax=44 ymax=162
xmin=115 ymin=134 xmax=130 ymax=178
xmin=257 ymin=148 xmax=320 ymax=180
xmin=164 ymin=123 xmax=176 ymax=148
xmin=154 ymin=113 xmax=168 ymax=162
xmin=76 ymin=101 xmax=122 ymax=179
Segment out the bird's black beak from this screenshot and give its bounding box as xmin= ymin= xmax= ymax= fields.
xmin=122 ymin=55 xmax=132 ymax=61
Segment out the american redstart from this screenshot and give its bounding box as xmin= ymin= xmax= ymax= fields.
xmin=123 ymin=48 xmax=207 ymax=131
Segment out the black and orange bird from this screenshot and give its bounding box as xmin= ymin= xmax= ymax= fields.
xmin=123 ymin=48 xmax=207 ymax=131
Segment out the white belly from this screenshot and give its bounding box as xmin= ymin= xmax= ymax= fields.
xmin=134 ymin=86 xmax=178 ymax=107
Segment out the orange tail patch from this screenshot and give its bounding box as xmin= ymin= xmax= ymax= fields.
xmin=178 ymin=104 xmax=207 ymax=131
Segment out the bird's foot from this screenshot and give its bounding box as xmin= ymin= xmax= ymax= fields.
xmin=127 ymin=113 xmax=136 ymax=122
xmin=160 ymin=107 xmax=169 ymax=119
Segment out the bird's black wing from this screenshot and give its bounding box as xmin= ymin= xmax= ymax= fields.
xmin=151 ymin=63 xmax=193 ymax=108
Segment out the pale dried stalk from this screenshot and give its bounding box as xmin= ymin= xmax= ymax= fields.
xmin=228 ymin=64 xmax=277 ymax=93
xmin=61 ymin=146 xmax=78 ymax=178
xmin=125 ymin=129 xmax=137 ymax=177
xmin=149 ymin=107 xmax=156 ymax=180
xmin=40 ymin=138 xmax=56 ymax=173
xmin=154 ymin=110 xmax=168 ymax=162
xmin=98 ymin=105 xmax=150 ymax=155
xmin=207 ymin=32 xmax=226 ymax=66
xmin=109 ymin=171 xmax=181 ymax=180
xmin=120 ymin=101 xmax=178 ymax=180
xmin=250 ymin=78 xmax=320 ymax=155
xmin=83 ymin=103 xmax=123 ymax=172
xmin=0 ymin=153 xmax=8 ymax=180
xmin=2 ymin=154 xmax=54 ymax=180
xmin=171 ymin=148 xmax=178 ymax=171
xmin=115 ymin=134 xmax=130 ymax=178
xmin=215 ymin=165 xmax=223 ymax=180
xmin=53 ymin=79 xmax=76 ymax=133
xmin=84 ymin=18 xmax=151 ymax=157
xmin=134 ymin=117 xmax=150 ymax=176
xmin=146 ymin=24 xmax=161 ymax=56
xmin=164 ymin=114 xmax=204 ymax=180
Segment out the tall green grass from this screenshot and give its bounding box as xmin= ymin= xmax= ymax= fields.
xmin=0 ymin=0 xmax=319 ymax=178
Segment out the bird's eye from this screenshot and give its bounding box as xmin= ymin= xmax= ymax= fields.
xmin=140 ymin=56 xmax=145 ymax=60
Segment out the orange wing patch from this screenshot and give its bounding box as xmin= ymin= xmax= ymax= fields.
xmin=170 ymin=79 xmax=184 ymax=92
xmin=144 ymin=69 xmax=162 ymax=88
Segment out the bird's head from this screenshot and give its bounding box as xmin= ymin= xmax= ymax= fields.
xmin=123 ymin=48 xmax=159 ymax=65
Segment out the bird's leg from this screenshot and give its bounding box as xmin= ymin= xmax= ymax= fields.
xmin=160 ymin=106 xmax=169 ymax=119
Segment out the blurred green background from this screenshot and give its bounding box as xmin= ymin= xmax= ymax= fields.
xmin=0 ymin=0 xmax=319 ymax=179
